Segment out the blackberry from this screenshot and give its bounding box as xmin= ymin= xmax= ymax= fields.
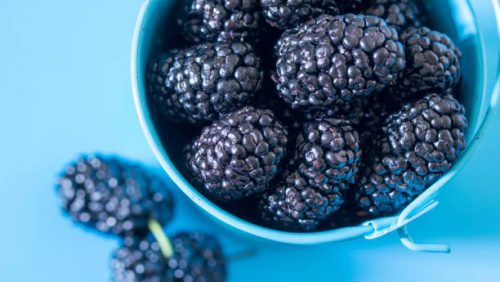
xmin=112 ymin=233 xmax=226 ymax=282
xmin=148 ymin=51 xmax=190 ymax=123
xmin=112 ymin=236 xmax=167 ymax=282
xmin=166 ymin=232 xmax=226 ymax=282
xmin=295 ymin=118 xmax=362 ymax=191
xmin=148 ymin=42 xmax=263 ymax=124
xmin=355 ymin=152 xmax=414 ymax=215
xmin=355 ymin=143 xmax=442 ymax=215
xmin=258 ymin=118 xmax=360 ymax=231
xmin=274 ymin=14 xmax=405 ymax=111
xmin=187 ymin=106 xmax=288 ymax=201
xmin=178 ymin=0 xmax=260 ymax=43
xmin=364 ymin=0 xmax=425 ymax=32
xmin=56 ymin=154 xmax=174 ymax=237
xmin=260 ymin=0 xmax=340 ymax=30
xmin=259 ymin=171 xmax=344 ymax=231
xmin=386 ymin=93 xmax=468 ymax=167
xmin=356 ymin=94 xmax=468 ymax=215
xmin=395 ymin=27 xmax=462 ymax=99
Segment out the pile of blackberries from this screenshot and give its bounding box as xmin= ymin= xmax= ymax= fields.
xmin=149 ymin=0 xmax=468 ymax=232
xmin=56 ymin=154 xmax=227 ymax=281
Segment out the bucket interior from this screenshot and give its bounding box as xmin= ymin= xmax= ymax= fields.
xmin=133 ymin=0 xmax=486 ymax=241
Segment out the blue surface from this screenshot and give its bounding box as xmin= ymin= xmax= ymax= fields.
xmin=0 ymin=1 xmax=499 ymax=282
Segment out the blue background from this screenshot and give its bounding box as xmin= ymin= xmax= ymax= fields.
xmin=1 ymin=1 xmax=499 ymax=281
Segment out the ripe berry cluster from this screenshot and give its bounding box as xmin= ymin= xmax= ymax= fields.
xmin=56 ymin=154 xmax=227 ymax=281
xmin=149 ymin=0 xmax=468 ymax=232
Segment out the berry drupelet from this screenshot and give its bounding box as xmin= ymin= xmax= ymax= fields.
xmin=395 ymin=27 xmax=462 ymax=100
xmin=178 ymin=0 xmax=260 ymax=43
xmin=148 ymin=42 xmax=263 ymax=124
xmin=356 ymin=93 xmax=468 ymax=216
xmin=187 ymin=106 xmax=288 ymax=201
xmin=274 ymin=14 xmax=405 ymax=111
xmin=56 ymin=154 xmax=174 ymax=238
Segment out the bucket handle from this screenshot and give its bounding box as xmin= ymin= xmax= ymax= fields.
xmin=363 ymin=200 xmax=450 ymax=253
xmin=396 ymin=200 xmax=450 ymax=253
xmin=397 ymin=224 xmax=450 ymax=253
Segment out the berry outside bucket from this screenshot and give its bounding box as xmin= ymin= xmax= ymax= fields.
xmin=131 ymin=0 xmax=500 ymax=251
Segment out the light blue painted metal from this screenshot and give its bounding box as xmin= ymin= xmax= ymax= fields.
xmin=131 ymin=0 xmax=500 ymax=250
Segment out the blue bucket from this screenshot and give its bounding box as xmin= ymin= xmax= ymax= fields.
xmin=131 ymin=0 xmax=500 ymax=251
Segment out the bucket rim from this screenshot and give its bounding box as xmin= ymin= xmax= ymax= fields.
xmin=130 ymin=0 xmax=500 ymax=244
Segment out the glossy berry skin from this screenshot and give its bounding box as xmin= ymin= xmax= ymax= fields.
xmin=166 ymin=232 xmax=226 ymax=282
xmin=356 ymin=93 xmax=468 ymax=215
xmin=179 ymin=0 xmax=260 ymax=43
xmin=364 ymin=0 xmax=425 ymax=32
xmin=274 ymin=14 xmax=405 ymax=111
xmin=56 ymin=155 xmax=174 ymax=238
xmin=187 ymin=106 xmax=288 ymax=201
xmin=148 ymin=42 xmax=263 ymax=124
xmin=395 ymin=27 xmax=462 ymax=99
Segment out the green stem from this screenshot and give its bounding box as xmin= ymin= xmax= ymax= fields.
xmin=148 ymin=219 xmax=174 ymax=258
